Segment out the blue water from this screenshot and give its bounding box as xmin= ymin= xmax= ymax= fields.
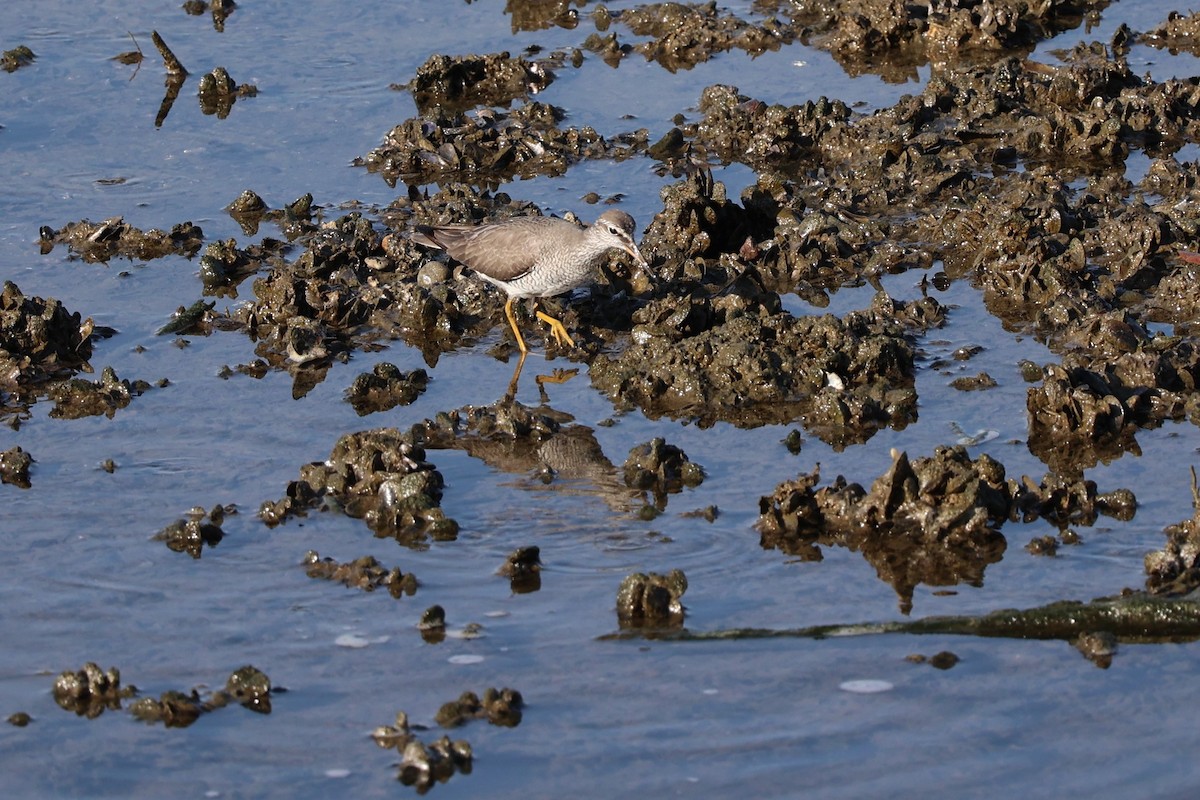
xmin=2 ymin=1 xmax=1199 ymax=797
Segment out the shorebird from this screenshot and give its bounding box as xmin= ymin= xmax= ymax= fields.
xmin=411 ymin=209 xmax=647 ymax=353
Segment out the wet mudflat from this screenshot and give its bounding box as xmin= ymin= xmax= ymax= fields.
xmin=5 ymin=0 xmax=1200 ymax=797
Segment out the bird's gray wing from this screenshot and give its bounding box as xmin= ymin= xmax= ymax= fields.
xmin=414 ymin=217 xmax=562 ymax=282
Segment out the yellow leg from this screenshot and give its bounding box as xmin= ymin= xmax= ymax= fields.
xmin=503 ymin=296 xmax=529 ymax=354
xmin=534 ymin=302 xmax=576 ymax=349
xmin=504 ymin=350 xmax=528 ymax=401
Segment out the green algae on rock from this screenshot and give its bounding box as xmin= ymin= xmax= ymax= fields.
xmin=602 ymin=594 xmax=1200 ymax=666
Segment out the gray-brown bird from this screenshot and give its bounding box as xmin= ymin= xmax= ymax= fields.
xmin=411 ymin=209 xmax=647 ymax=353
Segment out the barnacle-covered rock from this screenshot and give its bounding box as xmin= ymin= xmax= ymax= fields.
xmin=303 ymin=550 xmax=419 ymax=598
xmin=591 ymin=294 xmax=929 ymax=442
xmin=616 ymin=569 xmax=687 ymax=628
xmin=406 ymin=51 xmax=554 ymax=112
xmin=261 ymin=428 xmax=457 ymax=548
xmin=0 ymin=281 xmax=96 ymax=388
xmin=616 ymin=3 xmax=797 ymax=73
xmin=130 ymin=691 xmax=204 ymax=728
xmin=0 ymin=445 xmax=33 ymax=488
xmin=52 ymin=663 xmax=132 ymax=718
xmin=197 ymin=66 xmax=256 ymax=118
xmin=345 ymin=363 xmax=428 ymax=415
xmin=1143 ymin=11 xmax=1200 ymax=54
xmin=359 ymin=101 xmax=642 ymax=188
xmin=497 ymin=545 xmax=542 ymax=593
xmin=622 ymin=437 xmax=704 ymax=511
xmin=757 ymin=447 xmax=1136 ymax=612
xmin=40 ymin=217 xmax=203 ymax=263
xmin=435 ymin=687 xmax=524 ymax=728
xmin=48 ymin=367 xmax=153 ymax=420
xmin=1145 ymin=468 xmax=1200 ymax=596
xmin=153 ymin=505 xmax=230 ymax=559
xmin=2 ymin=45 xmax=35 ymax=72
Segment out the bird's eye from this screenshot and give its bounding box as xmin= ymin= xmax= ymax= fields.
xmin=607 ymin=225 xmax=619 ymax=235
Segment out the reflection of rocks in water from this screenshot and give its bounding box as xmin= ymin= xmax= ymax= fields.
xmin=1142 ymin=11 xmax=1200 ymax=55
xmin=757 ymin=446 xmax=1137 ymax=613
xmin=906 ymin=651 xmax=960 ymax=670
xmin=1073 ymin=631 xmax=1117 ymax=669
xmin=197 ymin=236 xmax=288 ymax=298
xmin=415 ymin=399 xmax=641 ymax=514
xmin=785 ymin=0 xmax=1106 ymax=80
xmin=418 ymin=604 xmax=447 ymax=644
xmin=153 ymin=504 xmax=232 ymax=559
xmin=303 ymin=550 xmax=419 ymax=598
xmin=261 ymin=429 xmax=458 ymax=550
xmin=223 ymin=190 xmax=320 ymax=240
xmin=1 ymin=45 xmax=36 ymax=72
xmin=196 ymin=66 xmax=257 ymax=119
xmin=506 ymin=0 xmax=584 ymax=33
xmin=130 ymin=691 xmax=205 ymax=728
xmin=1027 ymin=362 xmax=1146 ymax=475
xmin=616 ymin=569 xmax=687 ymax=628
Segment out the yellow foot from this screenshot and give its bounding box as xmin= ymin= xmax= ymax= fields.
xmin=535 ymin=309 xmax=576 ymax=349
xmin=535 ymin=368 xmax=579 ymax=388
